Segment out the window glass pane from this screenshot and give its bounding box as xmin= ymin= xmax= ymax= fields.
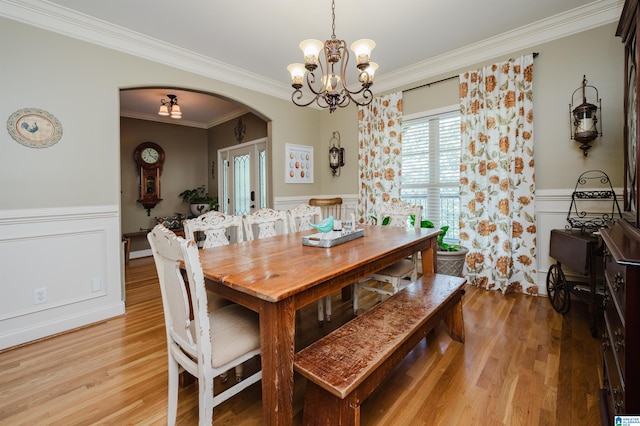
xmin=234 ymin=154 xmax=250 ymax=215
xmin=259 ymin=149 xmax=267 ymax=208
xmin=222 ymin=159 xmax=229 ymax=214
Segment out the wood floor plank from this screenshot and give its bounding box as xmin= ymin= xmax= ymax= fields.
xmin=0 ymin=257 xmax=603 ymax=425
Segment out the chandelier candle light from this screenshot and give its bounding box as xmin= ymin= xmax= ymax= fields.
xmin=287 ymin=0 xmax=378 ymax=112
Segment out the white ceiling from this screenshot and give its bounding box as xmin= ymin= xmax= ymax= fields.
xmin=2 ymin=0 xmax=624 ymax=127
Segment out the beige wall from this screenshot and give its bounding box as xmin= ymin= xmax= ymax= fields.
xmin=401 ymin=23 xmax=624 ymax=190
xmin=0 ymin=19 xmax=624 ymax=218
xmin=287 ymin=23 xmax=625 ymax=199
xmin=0 ymin=15 xmax=627 ymax=348
xmin=0 ymin=17 xmax=322 ymax=348
xmin=318 ymin=107 xmax=361 ymax=195
xmin=1 ymin=18 xmax=323 ymax=211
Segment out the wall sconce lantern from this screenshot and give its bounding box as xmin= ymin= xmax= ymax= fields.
xmin=570 ymin=75 xmax=602 ymax=156
xmin=329 ymin=131 xmax=344 ymax=176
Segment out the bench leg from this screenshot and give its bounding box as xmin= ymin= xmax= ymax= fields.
xmin=444 ymin=296 xmax=465 ymax=342
xmin=303 ymin=381 xmax=360 ymax=426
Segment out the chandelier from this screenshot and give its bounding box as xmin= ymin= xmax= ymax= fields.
xmin=157 ymin=94 xmax=182 ymax=119
xmin=287 ymin=0 xmax=378 ymax=113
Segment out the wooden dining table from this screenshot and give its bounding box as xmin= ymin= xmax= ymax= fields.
xmin=197 ymin=224 xmax=440 ymax=425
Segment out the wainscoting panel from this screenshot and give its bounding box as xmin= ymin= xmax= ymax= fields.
xmin=125 ymin=195 xmax=360 ymax=260
xmin=274 ymin=194 xmax=358 ymax=218
xmin=128 ymin=190 xmax=612 ymax=299
xmin=278 ymin=190 xmax=620 ymax=297
xmin=0 ymin=206 xmax=125 ymax=350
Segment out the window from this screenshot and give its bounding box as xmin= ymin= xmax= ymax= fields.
xmin=401 ymin=108 xmax=461 ymax=239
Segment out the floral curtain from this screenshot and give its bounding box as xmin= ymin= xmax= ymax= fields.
xmin=459 ymin=55 xmax=537 ymax=295
xmin=357 ymin=92 xmax=403 ymax=225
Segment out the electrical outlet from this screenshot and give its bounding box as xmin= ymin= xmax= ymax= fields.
xmin=34 ymin=287 xmax=47 ymax=305
xmin=91 ymin=277 xmax=101 ymax=292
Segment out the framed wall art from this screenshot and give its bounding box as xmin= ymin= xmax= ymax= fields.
xmin=6 ymin=108 xmax=63 ymax=148
xmin=285 ymin=143 xmax=313 ymax=183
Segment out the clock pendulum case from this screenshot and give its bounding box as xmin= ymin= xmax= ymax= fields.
xmin=133 ymin=142 xmax=165 ymax=215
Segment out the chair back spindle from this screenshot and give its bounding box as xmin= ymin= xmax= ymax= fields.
xmin=309 ymin=197 xmax=343 ymax=221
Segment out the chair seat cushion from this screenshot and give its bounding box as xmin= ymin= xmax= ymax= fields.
xmin=206 ymin=290 xmax=234 ymax=312
xmin=209 ymin=304 xmax=260 ymax=368
xmin=371 ymin=259 xmax=415 ymax=279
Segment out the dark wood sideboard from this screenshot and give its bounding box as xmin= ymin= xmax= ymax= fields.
xmin=599 ymin=221 xmax=640 ymax=421
xmin=600 ymin=0 xmax=640 ymax=421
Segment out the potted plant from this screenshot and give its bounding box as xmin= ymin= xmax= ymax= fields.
xmin=433 ymin=225 xmax=468 ymax=277
xmin=410 ymin=217 xmax=468 ymax=277
xmin=179 ymin=185 xmax=218 ymax=216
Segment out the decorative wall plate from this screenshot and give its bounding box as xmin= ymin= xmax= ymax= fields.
xmin=6 ymin=108 xmax=63 ymax=148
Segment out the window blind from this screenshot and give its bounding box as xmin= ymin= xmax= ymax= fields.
xmin=401 ymin=110 xmax=461 ymax=237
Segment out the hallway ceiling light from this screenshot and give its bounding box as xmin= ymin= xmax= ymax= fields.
xmin=287 ymin=0 xmax=377 ymax=113
xmin=158 ymin=94 xmax=182 ymax=119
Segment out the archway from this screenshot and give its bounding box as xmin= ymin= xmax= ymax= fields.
xmin=119 ymin=86 xmax=270 ymax=265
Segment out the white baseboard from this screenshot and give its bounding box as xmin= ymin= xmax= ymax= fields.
xmin=0 ymin=302 xmax=125 ymax=350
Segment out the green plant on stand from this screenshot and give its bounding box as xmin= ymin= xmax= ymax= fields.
xmin=369 ymin=215 xmax=391 ymax=226
xmin=179 ymin=185 xmax=218 ymax=216
xmin=408 ymin=215 xmax=466 ymax=276
xmin=436 ymin=226 xmax=460 ymax=252
xmin=408 ymin=216 xmax=459 ymax=252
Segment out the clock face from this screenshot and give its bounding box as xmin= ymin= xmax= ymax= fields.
xmin=141 ymin=147 xmax=159 ymax=164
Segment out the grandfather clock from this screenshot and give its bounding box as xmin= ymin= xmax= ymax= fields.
xmin=134 ymin=142 xmax=165 ymax=215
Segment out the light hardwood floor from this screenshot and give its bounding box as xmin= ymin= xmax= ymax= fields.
xmin=0 ymin=257 xmax=603 ymax=425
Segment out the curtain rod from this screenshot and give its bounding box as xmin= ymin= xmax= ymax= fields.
xmin=404 ymin=52 xmax=539 ymax=93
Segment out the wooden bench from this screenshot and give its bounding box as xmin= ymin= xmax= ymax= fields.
xmin=294 ymin=273 xmax=466 ymax=426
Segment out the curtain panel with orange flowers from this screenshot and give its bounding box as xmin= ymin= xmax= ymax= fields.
xmin=459 ymin=55 xmax=537 ymax=295
xmin=357 ymin=92 xmax=403 ymax=225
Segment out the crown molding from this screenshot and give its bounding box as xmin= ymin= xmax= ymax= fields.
xmin=119 ymin=110 xmax=209 ymax=129
xmin=206 ymin=108 xmax=250 ymax=128
xmin=1 ymin=0 xmax=624 ymax=102
xmin=375 ymin=0 xmax=624 ymax=93
xmin=0 ymin=0 xmax=288 ymax=99
xmin=120 ymin=107 xmax=248 ymax=129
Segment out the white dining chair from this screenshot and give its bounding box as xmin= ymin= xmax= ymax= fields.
xmin=183 ymin=211 xmax=246 ymax=380
xmin=183 ymin=210 xmax=244 ymax=249
xmin=353 ymin=200 xmax=423 ymax=314
xmin=147 ymin=225 xmax=261 ymax=425
xmin=288 ymin=204 xmax=321 ymax=234
xmin=243 ymin=208 xmax=289 ymax=241
xmin=289 ymin=204 xmax=333 ymax=325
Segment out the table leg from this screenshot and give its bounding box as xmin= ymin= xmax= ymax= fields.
xmin=123 ymin=236 xmax=131 ymax=266
xmin=260 ymin=298 xmax=296 ymax=425
xmin=421 ymin=243 xmax=436 ymax=274
xmin=341 ymin=284 xmax=352 ymax=301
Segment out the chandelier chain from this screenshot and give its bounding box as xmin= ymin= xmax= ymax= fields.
xmin=331 ymin=0 xmax=336 ymax=39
